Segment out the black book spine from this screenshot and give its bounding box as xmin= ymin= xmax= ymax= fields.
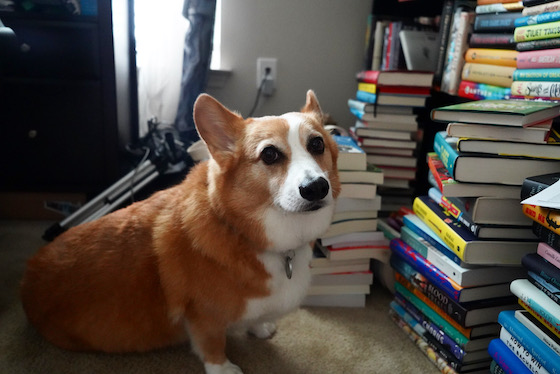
xmin=532 ymin=222 xmax=560 ymax=251
xmin=517 ymin=38 xmax=560 ymax=52
xmin=469 ymin=33 xmax=516 ymax=49
xmin=527 ymin=274 xmax=560 ymax=306
xmin=433 ymin=0 xmax=455 ymax=90
xmin=522 ymin=252 xmax=560 ymax=289
xmin=474 ymin=12 xmax=520 ymax=33
xmin=520 ymin=173 xmax=560 ymax=200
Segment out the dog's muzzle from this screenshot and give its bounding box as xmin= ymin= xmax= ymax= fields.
xmin=299 ymin=177 xmax=329 ymax=202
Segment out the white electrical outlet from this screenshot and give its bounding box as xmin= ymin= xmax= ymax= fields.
xmin=257 ymin=57 xmax=277 ymax=96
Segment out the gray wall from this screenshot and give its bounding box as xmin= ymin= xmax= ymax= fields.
xmin=206 ymin=0 xmax=371 ymax=128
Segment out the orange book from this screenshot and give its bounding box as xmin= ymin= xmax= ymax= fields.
xmin=464 ymin=48 xmax=518 ymax=67
xmin=522 ymin=204 xmax=560 ymax=236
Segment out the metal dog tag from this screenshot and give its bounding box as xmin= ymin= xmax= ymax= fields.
xmin=285 ymin=250 xmax=295 ymax=279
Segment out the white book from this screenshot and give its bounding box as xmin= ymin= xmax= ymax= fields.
xmin=339 ymin=183 xmax=377 ymax=200
xmin=335 ymin=196 xmax=382 ymax=213
xmin=320 ymin=229 xmax=385 ymax=247
xmin=307 ymin=284 xmax=370 ymax=296
xmin=515 ymin=309 xmax=560 ymax=357
xmin=500 ymin=327 xmax=551 ymax=374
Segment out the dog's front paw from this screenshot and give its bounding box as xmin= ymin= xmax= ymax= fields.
xmin=248 ymin=322 xmax=277 ymax=339
xmin=204 ymin=360 xmax=243 ymax=374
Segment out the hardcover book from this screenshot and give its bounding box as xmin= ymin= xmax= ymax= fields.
xmin=356 ymin=70 xmax=434 ymax=87
xmin=413 ymin=195 xmax=538 ymax=265
xmin=431 ymin=99 xmax=560 ymax=127
xmin=517 ymin=48 xmax=560 ymax=69
xmin=461 ymin=63 xmax=515 ymax=87
xmin=426 ymin=152 xmax=520 ymax=198
xmin=333 ymin=135 xmax=367 ymax=171
xmin=498 ymin=310 xmax=560 ymax=374
xmin=515 ymin=21 xmax=560 ymax=43
xmin=522 ymin=204 xmax=560 ymax=237
xmin=390 ymin=238 xmax=514 ymax=302
xmin=513 ymin=68 xmax=560 ymax=81
xmin=511 ymin=81 xmax=560 ymax=99
xmin=433 ymin=131 xmax=560 ymax=185
xmin=488 ymin=338 xmax=533 ymax=374
xmin=446 ymin=121 xmax=552 ymax=144
xmin=464 ymin=48 xmax=518 ymax=67
xmin=456 ymin=137 xmax=560 ymax=160
xmin=458 ymin=80 xmax=511 ymax=100
xmin=498 ymin=328 xmax=548 ymax=374
xmin=522 ymin=253 xmax=560 ymax=290
xmin=515 ymin=309 xmax=560 ymax=356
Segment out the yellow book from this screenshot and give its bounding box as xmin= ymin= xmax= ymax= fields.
xmin=515 ymin=20 xmax=560 ymax=43
xmin=461 ymin=62 xmax=515 ymax=87
xmin=357 ymin=82 xmax=376 ymax=94
xmin=464 ymin=48 xmax=518 ymax=67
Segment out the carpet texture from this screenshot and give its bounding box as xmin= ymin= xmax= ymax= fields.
xmin=0 ymin=220 xmax=440 ymax=374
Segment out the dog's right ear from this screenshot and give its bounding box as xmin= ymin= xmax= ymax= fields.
xmin=193 ymin=94 xmax=244 ymax=164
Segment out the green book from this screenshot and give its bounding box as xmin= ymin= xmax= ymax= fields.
xmin=430 ymin=99 xmax=560 ymax=127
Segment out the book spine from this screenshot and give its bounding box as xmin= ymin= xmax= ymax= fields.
xmin=356 ymin=90 xmax=377 ymax=104
xmin=402 ymin=214 xmax=464 ymax=266
xmin=538 ymin=242 xmax=560 ymax=269
xmin=477 ymin=2 xmax=522 ymax=14
xmin=475 ymin=12 xmax=519 ymax=32
xmin=428 ymin=187 xmax=481 ymax=236
xmin=499 ymin=310 xmax=560 ymax=374
xmin=522 ymin=204 xmax=560 ymax=237
xmin=458 ymin=80 xmax=511 ymax=100
xmin=516 ymin=10 xmax=560 ymax=27
xmin=499 ymin=327 xmax=552 ymax=374
xmin=522 ymin=253 xmax=560 ymax=289
xmin=388 ymin=310 xmax=459 ymax=374
xmin=470 ymin=32 xmax=517 ymax=49
xmin=390 ymin=239 xmax=463 ymax=302
xmin=489 ymin=338 xmax=534 ymax=374
xmin=521 ymin=175 xmax=557 ymax=200
xmin=515 ymin=21 xmax=560 ymax=43
xmin=511 ymin=279 xmax=560 ymax=334
xmin=412 ymin=196 xmax=468 ymax=262
xmin=517 ymin=38 xmax=560 ymax=52
xmin=523 ymin=0 xmax=560 ymax=16
xmin=391 ymin=300 xmax=466 ymax=364
xmin=520 ymin=299 xmax=560 ymax=339
xmin=511 ymin=81 xmax=560 ymax=99
xmin=514 ymin=68 xmax=560 ymax=81
xmin=516 ymin=310 xmax=560 ymax=356
xmin=356 ymin=70 xmax=379 ymax=84
xmin=533 ymin=223 xmax=560 ymax=251
xmin=491 ymin=359 xmax=508 ymax=374
xmin=394 ymin=278 xmax=470 ymax=343
xmin=357 ymin=82 xmax=376 ymax=94
xmin=461 ymin=62 xmax=515 ymax=87
xmin=433 ymin=0 xmax=455 ymax=91
xmin=464 ymin=48 xmax=518 ymax=67
xmin=528 ymin=272 xmax=560 ymax=306
xmin=442 ymin=10 xmax=473 ymax=95
xmin=433 ymin=131 xmax=459 ymax=180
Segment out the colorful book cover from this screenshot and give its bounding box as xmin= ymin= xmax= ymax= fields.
xmin=475 ymin=12 xmax=519 ymax=32
xmin=515 ymin=10 xmax=560 ymax=27
xmin=528 ymin=271 xmax=560 ymax=306
xmin=511 ymin=279 xmax=560 ymax=326
xmin=515 ymin=309 xmax=560 ymax=356
xmin=432 ymin=132 xmax=459 ymax=180
xmin=515 ymin=22 xmax=560 ymax=43
xmin=498 ymin=310 xmax=560 ymax=374
xmin=520 ymin=299 xmax=560 ymax=340
xmin=513 ymin=68 xmax=560 ymax=81
xmin=538 ymin=242 xmax=560 ymax=269
xmin=464 ymin=48 xmax=518 ymax=67
xmin=458 ymin=80 xmax=511 ymax=100
xmin=356 ymin=90 xmax=377 ymax=104
xmin=517 ymin=49 xmax=560 ymax=69
xmin=461 ymin=62 xmax=515 ymax=87
xmin=522 ymin=204 xmax=560 ymax=237
xmin=511 ymin=81 xmax=560 ymax=99
xmin=488 ymin=338 xmax=533 ymax=374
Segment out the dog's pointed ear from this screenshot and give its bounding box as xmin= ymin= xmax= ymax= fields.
xmin=301 ymin=90 xmax=322 ymax=117
xmin=194 ymin=94 xmax=243 ymax=163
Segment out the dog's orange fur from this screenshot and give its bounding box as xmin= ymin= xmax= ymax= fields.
xmin=20 ymin=91 xmax=339 ymax=370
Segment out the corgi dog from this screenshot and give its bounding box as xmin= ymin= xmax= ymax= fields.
xmin=20 ymin=90 xmax=340 ymax=374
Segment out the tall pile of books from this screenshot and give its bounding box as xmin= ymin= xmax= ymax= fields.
xmin=388 ymin=98 xmax=560 ymax=373
xmin=303 ymin=135 xmax=388 ymax=308
xmin=488 ymin=172 xmax=560 ymax=373
xmin=440 ymin=0 xmax=523 ymax=100
xmin=348 ymin=70 xmax=434 ymax=213
xmin=510 ymin=2 xmax=560 ymax=100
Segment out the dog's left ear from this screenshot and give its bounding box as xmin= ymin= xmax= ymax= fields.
xmin=301 ymin=90 xmax=323 ymax=118
xmin=193 ymin=94 xmax=244 ymax=164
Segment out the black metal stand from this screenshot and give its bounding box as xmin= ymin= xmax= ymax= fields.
xmin=43 ymin=119 xmax=192 ymax=241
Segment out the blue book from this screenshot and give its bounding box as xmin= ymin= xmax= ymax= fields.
xmin=498 ymin=310 xmax=560 ymax=374
xmin=355 ymin=90 xmax=376 ymax=104
xmin=488 ymin=338 xmax=532 ymax=374
xmin=513 ymin=68 xmax=560 ymax=82
xmin=515 ymin=11 xmax=560 ymax=27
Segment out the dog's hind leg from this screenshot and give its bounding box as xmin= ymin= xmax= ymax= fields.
xmin=248 ymin=321 xmax=277 ymax=339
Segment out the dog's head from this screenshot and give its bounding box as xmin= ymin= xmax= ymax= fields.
xmin=193 ymin=91 xmax=340 ymax=251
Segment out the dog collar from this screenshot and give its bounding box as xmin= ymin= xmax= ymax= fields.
xmin=284 ymin=249 xmax=295 ymax=279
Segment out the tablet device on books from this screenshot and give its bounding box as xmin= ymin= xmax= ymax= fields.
xmin=399 ymin=30 xmax=438 ymax=72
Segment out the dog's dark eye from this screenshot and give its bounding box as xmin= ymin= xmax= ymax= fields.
xmin=261 ymin=146 xmax=281 ymax=165
xmin=308 ymin=137 xmax=325 ymax=155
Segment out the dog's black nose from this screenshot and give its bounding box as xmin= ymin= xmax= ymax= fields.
xmin=299 ymin=177 xmax=329 ymax=202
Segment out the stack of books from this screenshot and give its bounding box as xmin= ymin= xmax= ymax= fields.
xmin=303 ymin=135 xmax=387 ymax=308
xmin=490 ymin=171 xmax=560 ymax=373
xmin=511 ymin=4 xmax=560 ymax=100
xmin=452 ymin=1 xmax=522 ymax=100
xmin=388 ymin=98 xmax=560 ymax=373
xmin=348 ymin=70 xmax=434 ymax=213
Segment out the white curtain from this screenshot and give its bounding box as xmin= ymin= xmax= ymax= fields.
xmin=135 ymin=0 xmax=189 ymax=136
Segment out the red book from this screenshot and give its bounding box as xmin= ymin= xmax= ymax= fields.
xmin=356 ymin=70 xmax=434 ymax=87
xmin=377 ymin=85 xmax=431 ymax=96
xmin=517 ymin=48 xmax=560 ymax=69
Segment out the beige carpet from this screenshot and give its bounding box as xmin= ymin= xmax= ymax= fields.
xmin=0 ymin=220 xmax=440 ymax=374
